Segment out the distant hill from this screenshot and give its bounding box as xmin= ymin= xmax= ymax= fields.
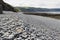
xmin=16 ymin=7 xmax=60 ymax=12
xmin=49 ymin=8 xmax=60 ymax=12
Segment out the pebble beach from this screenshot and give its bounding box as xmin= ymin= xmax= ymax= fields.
xmin=0 ymin=11 xmax=60 ymax=40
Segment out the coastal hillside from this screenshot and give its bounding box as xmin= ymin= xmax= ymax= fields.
xmin=16 ymin=7 xmax=60 ymax=12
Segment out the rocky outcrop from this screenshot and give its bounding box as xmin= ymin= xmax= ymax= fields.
xmin=0 ymin=0 xmax=17 ymax=12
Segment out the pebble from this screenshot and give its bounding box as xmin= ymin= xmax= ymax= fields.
xmin=0 ymin=15 xmax=60 ymax=40
xmin=16 ymin=27 xmax=24 ymax=33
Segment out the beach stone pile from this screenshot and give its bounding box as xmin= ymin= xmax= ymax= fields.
xmin=0 ymin=15 xmax=60 ymax=40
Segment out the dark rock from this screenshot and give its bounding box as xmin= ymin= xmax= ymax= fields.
xmin=0 ymin=33 xmax=3 ymax=37
xmin=3 ymin=38 xmax=14 ymax=40
xmin=0 ymin=5 xmax=3 ymax=14
xmin=31 ymin=38 xmax=34 ymax=40
xmin=0 ymin=0 xmax=17 ymax=12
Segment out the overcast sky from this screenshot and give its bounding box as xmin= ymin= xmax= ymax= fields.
xmin=3 ymin=0 xmax=60 ymax=8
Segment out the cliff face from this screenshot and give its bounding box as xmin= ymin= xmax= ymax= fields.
xmin=0 ymin=0 xmax=17 ymax=12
